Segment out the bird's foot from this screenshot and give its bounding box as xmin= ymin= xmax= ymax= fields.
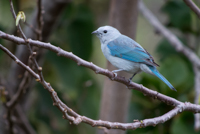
xmin=113 ymin=72 xmax=117 ymax=77
xmin=110 ymin=71 xmax=117 ymax=80
xmin=128 ymin=73 xmax=136 ymax=84
xmin=128 ymin=78 xmax=132 ymax=83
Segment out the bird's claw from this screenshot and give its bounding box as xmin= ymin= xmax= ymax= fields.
xmin=111 ymin=70 xmax=118 ymax=77
xmin=110 ymin=72 xmax=117 ymax=81
xmin=113 ymin=72 xmax=117 ymax=77
xmin=128 ymin=78 xmax=132 ymax=84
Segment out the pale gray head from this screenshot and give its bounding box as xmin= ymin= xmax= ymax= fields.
xmin=92 ymin=26 xmax=121 ymax=44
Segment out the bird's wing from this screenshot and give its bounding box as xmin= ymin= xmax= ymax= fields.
xmin=107 ymin=35 xmax=159 ymax=67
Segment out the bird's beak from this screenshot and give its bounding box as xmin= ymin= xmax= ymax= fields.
xmin=91 ymin=30 xmax=98 ymax=34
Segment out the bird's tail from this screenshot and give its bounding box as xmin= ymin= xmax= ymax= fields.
xmin=149 ymin=66 xmax=176 ymax=91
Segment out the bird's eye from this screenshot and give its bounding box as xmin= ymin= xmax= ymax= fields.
xmin=103 ymin=30 xmax=107 ymax=33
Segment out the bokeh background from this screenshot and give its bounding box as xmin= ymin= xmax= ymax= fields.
xmin=0 ymin=0 xmax=200 ymax=134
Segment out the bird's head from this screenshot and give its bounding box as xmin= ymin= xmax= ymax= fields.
xmin=92 ymin=26 xmax=121 ymax=44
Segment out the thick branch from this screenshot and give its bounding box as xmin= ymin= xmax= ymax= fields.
xmin=1 ymin=31 xmax=200 ymax=109
xmin=183 ymin=0 xmax=200 ymax=19
xmin=1 ymin=43 xmax=200 ymax=130
xmin=1 ymin=1 xmax=200 ymax=128
xmin=0 ymin=31 xmax=181 ymax=106
xmin=98 ymin=1 xmax=139 ymax=134
xmin=0 ymin=0 xmax=199 ymax=132
xmin=139 ymin=0 xmax=200 ymax=68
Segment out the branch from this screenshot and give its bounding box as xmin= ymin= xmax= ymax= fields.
xmin=0 ymin=47 xmax=37 ymax=134
xmin=193 ymin=65 xmax=200 ymax=130
xmin=2 ymin=0 xmax=70 ymax=133
xmin=1 ymin=43 xmax=200 ymax=130
xmin=24 ymin=22 xmax=40 ymax=34
xmin=6 ymin=71 xmax=31 ymax=108
xmin=183 ymin=0 xmax=200 ymax=19
xmin=0 ymin=44 xmax=39 ymax=79
xmin=7 ymin=0 xmax=44 ymax=110
xmin=139 ymin=0 xmax=200 ymax=68
xmin=1 ymin=2 xmax=200 ymax=129
xmin=0 ymin=30 xmax=198 ymax=107
xmin=9 ymin=0 xmax=45 ymax=82
xmin=6 ymin=0 xmax=71 ymax=96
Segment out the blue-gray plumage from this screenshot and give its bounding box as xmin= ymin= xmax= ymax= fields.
xmin=92 ymin=26 xmax=176 ymax=91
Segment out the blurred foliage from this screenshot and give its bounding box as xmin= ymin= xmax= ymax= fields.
xmin=0 ymin=0 xmax=200 ymax=134
xmin=161 ymin=0 xmax=192 ymax=32
xmin=127 ymin=0 xmax=199 ymax=134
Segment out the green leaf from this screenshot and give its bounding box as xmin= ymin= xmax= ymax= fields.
xmin=16 ymin=11 xmax=26 ymax=26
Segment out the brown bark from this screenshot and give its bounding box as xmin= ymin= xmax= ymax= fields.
xmin=98 ymin=0 xmax=139 ymax=134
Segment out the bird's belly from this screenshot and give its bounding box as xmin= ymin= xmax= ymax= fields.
xmin=101 ymin=44 xmax=141 ymax=74
xmin=107 ymin=55 xmax=141 ymax=74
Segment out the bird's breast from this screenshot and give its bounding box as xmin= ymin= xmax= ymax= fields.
xmin=101 ymin=44 xmax=141 ymax=74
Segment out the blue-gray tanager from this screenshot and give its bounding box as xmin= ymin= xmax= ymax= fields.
xmin=92 ymin=26 xmax=176 ymax=91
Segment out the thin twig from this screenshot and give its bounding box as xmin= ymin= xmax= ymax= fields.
xmin=1 ymin=43 xmax=200 ymax=130
xmin=1 ymin=2 xmax=200 ymax=129
xmin=9 ymin=0 xmax=45 ymax=82
xmin=0 ymin=44 xmax=39 ymax=79
xmin=4 ymin=0 xmax=64 ymax=134
xmin=24 ymin=22 xmax=40 ymax=34
xmin=8 ymin=0 xmax=45 ymax=111
xmin=183 ymin=0 xmax=200 ymax=19
xmin=6 ymin=71 xmax=31 ymax=108
xmin=6 ymin=2 xmax=45 ymax=133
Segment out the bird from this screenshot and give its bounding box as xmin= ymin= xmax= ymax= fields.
xmin=92 ymin=25 xmax=176 ymax=91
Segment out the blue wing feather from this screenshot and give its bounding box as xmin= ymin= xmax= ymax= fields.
xmin=107 ymin=35 xmax=158 ymax=66
xmin=107 ymin=35 xmax=176 ymax=91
